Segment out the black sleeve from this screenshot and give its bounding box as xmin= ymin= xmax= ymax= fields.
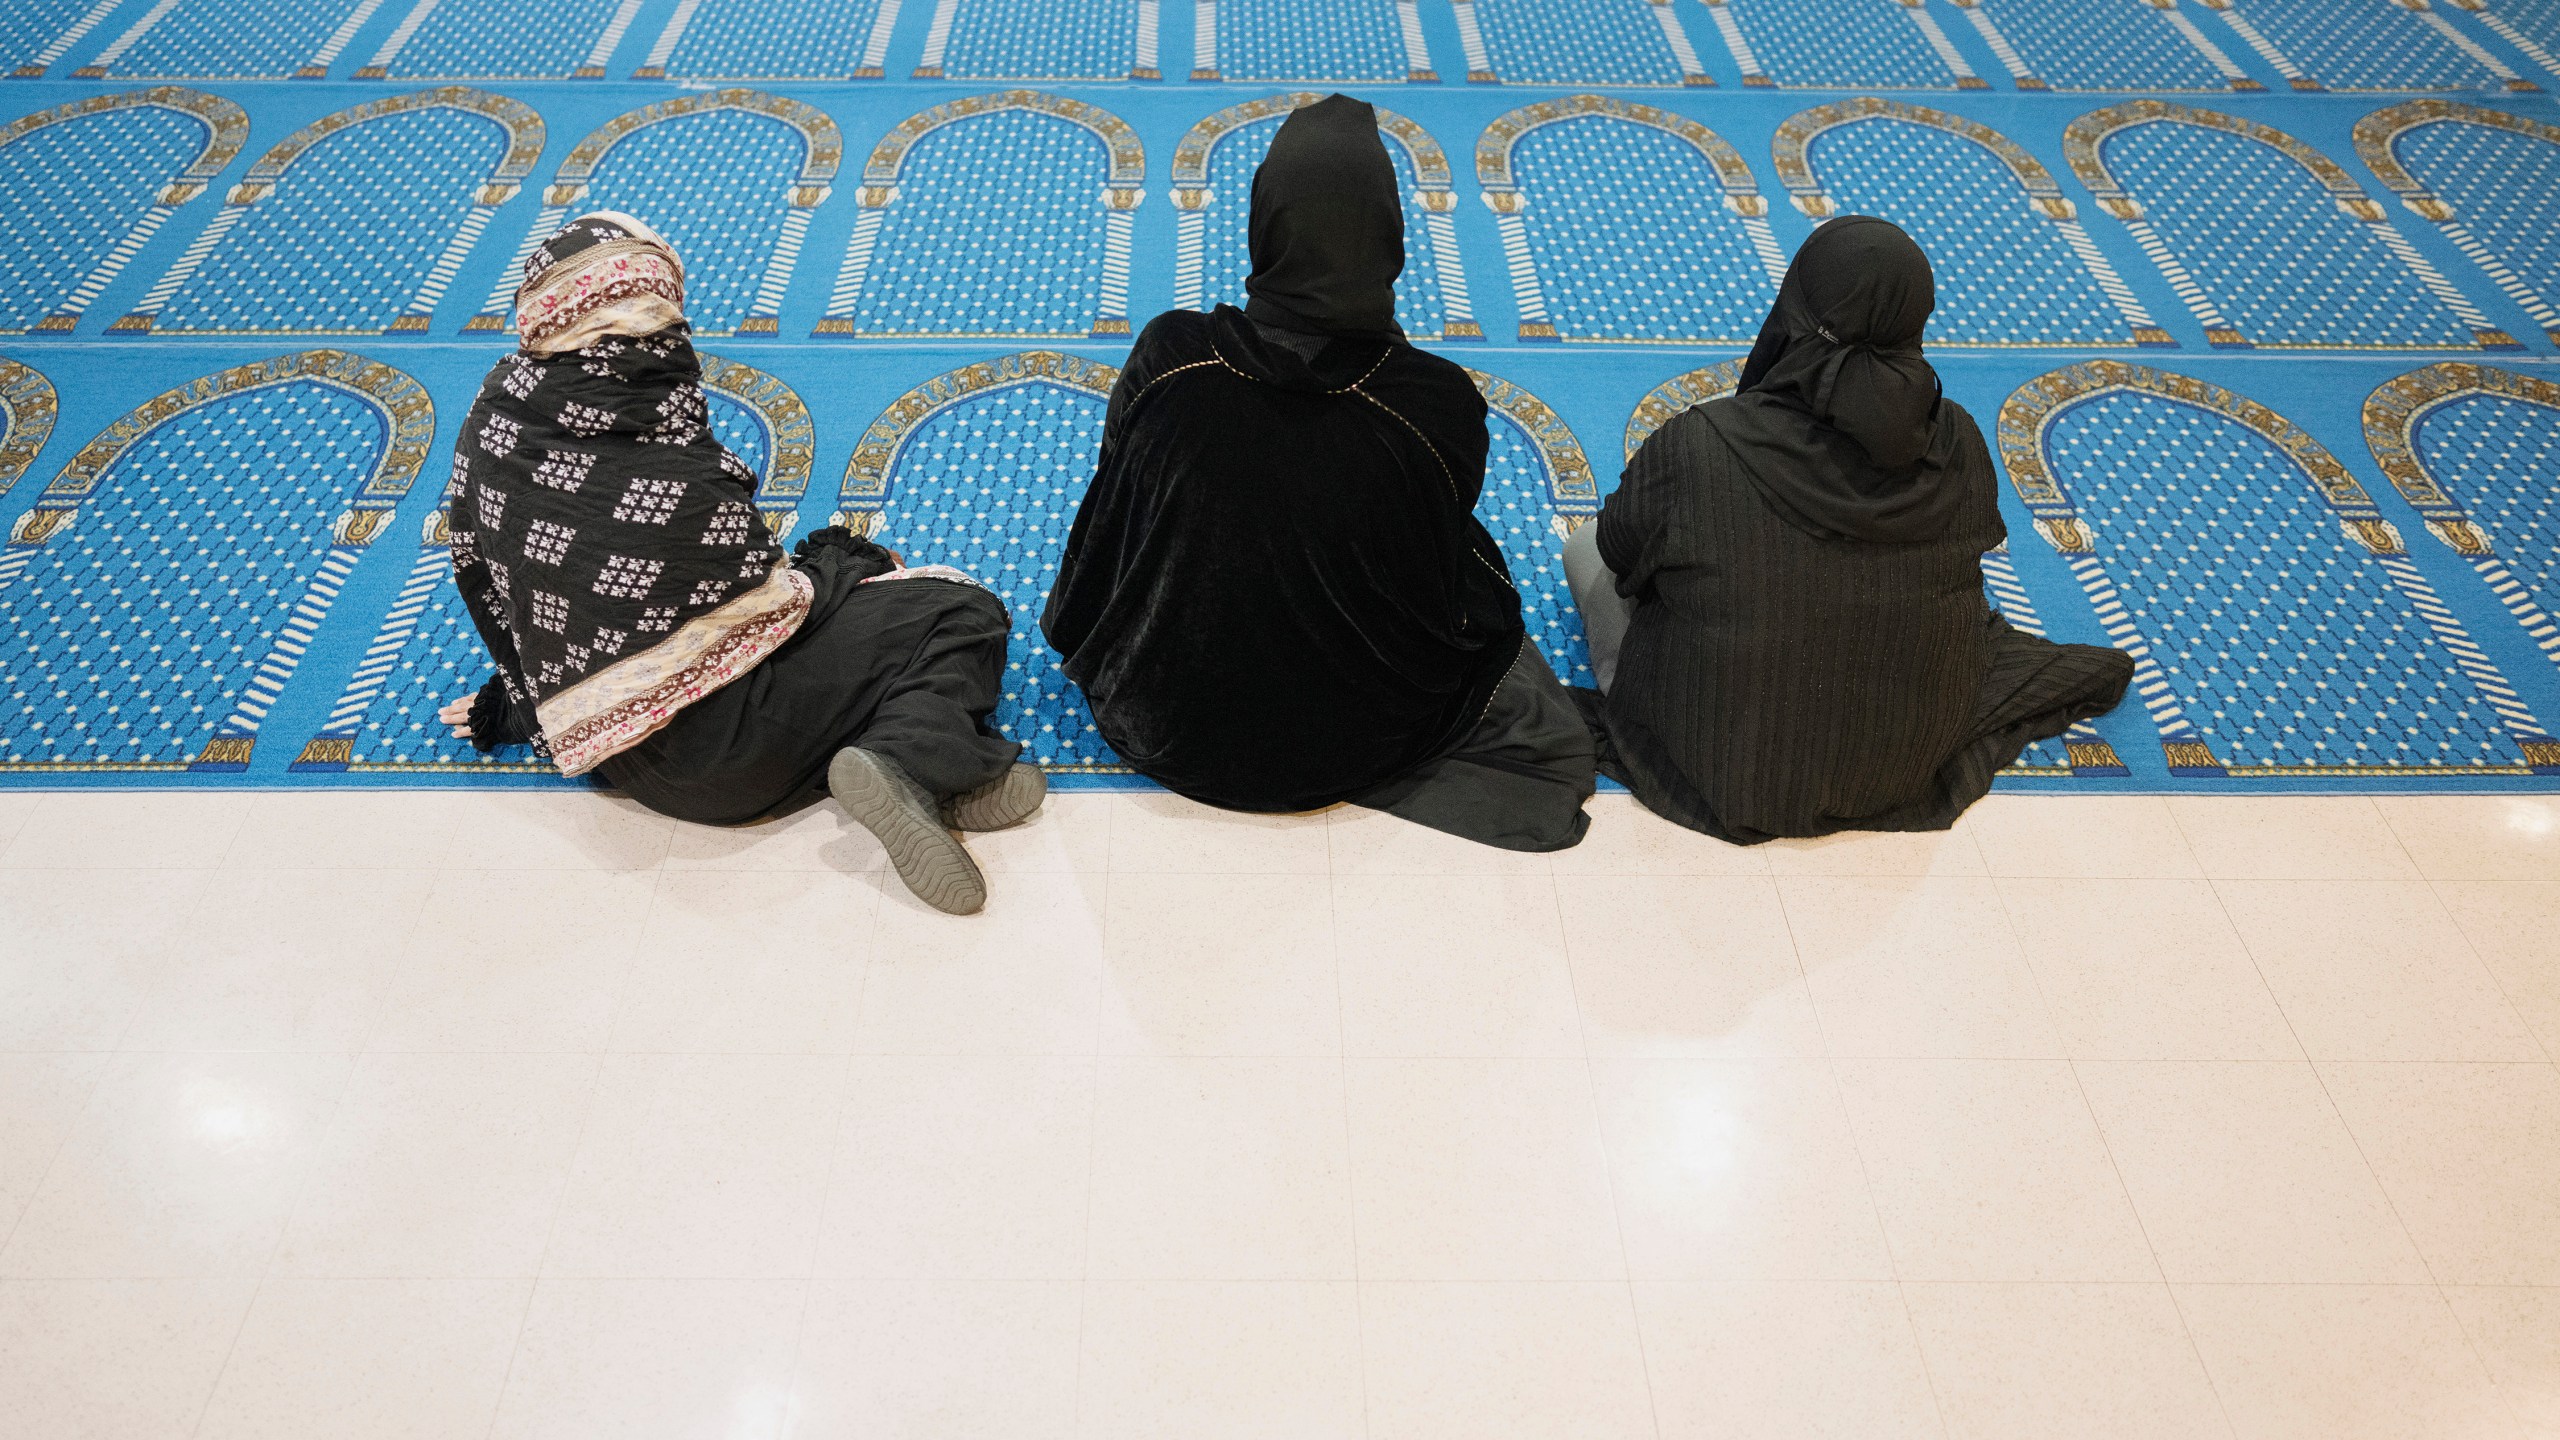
xmin=1595 ymin=412 xmax=1689 ymax=595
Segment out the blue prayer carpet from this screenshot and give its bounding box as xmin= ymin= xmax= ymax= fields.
xmin=1 ymin=0 xmax=2557 ymax=793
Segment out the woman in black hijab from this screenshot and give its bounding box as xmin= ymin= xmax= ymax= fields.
xmin=1043 ymin=95 xmax=1594 ymax=849
xmin=1565 ymin=216 xmax=2132 ymax=843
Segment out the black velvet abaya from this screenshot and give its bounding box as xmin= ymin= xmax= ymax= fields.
xmin=1041 ymin=97 xmax=1523 ymax=813
xmin=1582 ymin=217 xmax=2133 ymax=843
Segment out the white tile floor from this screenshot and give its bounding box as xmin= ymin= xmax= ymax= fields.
xmin=1 ymin=788 xmax=2556 ymax=1439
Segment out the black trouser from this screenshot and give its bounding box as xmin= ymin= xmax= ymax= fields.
xmin=602 ymin=541 xmax=1021 ymax=826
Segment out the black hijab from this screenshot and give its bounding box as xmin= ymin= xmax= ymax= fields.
xmin=1243 ymin=95 xmax=1406 ymax=343
xmin=1708 ymin=215 xmax=1971 ymax=544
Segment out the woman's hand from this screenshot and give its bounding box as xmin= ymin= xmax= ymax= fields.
xmin=439 ymin=694 xmax=476 ymax=740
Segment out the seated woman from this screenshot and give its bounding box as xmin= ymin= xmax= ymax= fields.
xmin=1042 ymin=96 xmax=1594 ymax=851
xmin=438 ymin=212 xmax=1042 ymax=913
xmin=1565 ymin=216 xmax=2132 ymax=844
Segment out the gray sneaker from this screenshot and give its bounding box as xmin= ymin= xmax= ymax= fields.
xmin=942 ymin=762 xmax=1048 ymax=832
xmin=828 ymin=747 xmax=988 ymax=915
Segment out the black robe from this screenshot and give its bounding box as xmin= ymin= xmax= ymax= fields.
xmin=1584 ymin=400 xmax=2131 ymax=844
xmin=1041 ymin=304 xmax=1524 ymax=812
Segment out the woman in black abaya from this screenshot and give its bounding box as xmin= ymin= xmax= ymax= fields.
xmin=1565 ymin=216 xmax=2133 ymax=843
xmin=1042 ymin=95 xmax=1594 ymax=850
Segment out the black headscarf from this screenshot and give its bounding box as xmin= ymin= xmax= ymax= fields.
xmin=1243 ymin=94 xmax=1406 ymax=342
xmin=1708 ymin=215 xmax=1970 ymax=544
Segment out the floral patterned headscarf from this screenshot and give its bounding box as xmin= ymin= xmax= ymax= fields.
xmin=513 ymin=211 xmax=688 ymax=357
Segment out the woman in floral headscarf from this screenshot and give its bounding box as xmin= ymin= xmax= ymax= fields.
xmin=439 ymin=212 xmax=1042 ymax=914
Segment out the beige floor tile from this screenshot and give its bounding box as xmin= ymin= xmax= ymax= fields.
xmin=0 ymin=1278 xmax=255 ymax=1440
xmin=1760 ymin=824 xmax=1987 ymax=877
xmin=1108 ymin=794 xmax=1329 ymax=874
xmin=1087 ymin=1056 xmax=1354 ymax=1280
xmin=816 ymin=1057 xmax=1093 ymax=1281
xmin=2436 ymin=882 xmax=2560 ymax=1057
xmin=1344 ymin=1058 xmax=1622 ymax=1280
xmin=1333 ymin=874 xmax=1583 ymax=1059
xmin=487 ymin=1278 xmax=805 ymax=1440
xmin=1 ymin=1051 xmax=351 ymax=1279
xmin=2167 ymin=797 xmax=2420 ymax=881
xmin=853 ymin=870 xmax=1106 ymax=1055
xmin=0 ymin=791 xmax=35 ymax=850
xmin=1633 ymin=1280 xmax=1944 ymax=1440
xmin=2174 ymin=1283 xmax=2521 ymax=1440
xmin=1968 ymin=796 xmax=2204 ymax=880
xmin=0 ymin=792 xmax=250 ymax=870
xmin=1550 ymin=795 xmax=1769 ymax=875
xmin=367 ymin=870 xmax=658 ymax=1053
xmin=2000 ymin=880 xmax=2301 ymax=1061
xmin=608 ymin=871 xmax=875 ymax=1054
xmin=0 ymin=1053 xmax=106 ymax=1234
xmin=2219 ymin=882 xmax=2541 ymax=1061
xmin=1325 ymin=805 xmax=1556 ymax=876
xmin=1589 ymin=1058 xmax=1893 ymax=1281
xmin=429 ymin=791 xmax=673 ymax=872
xmin=2377 ymin=797 xmax=2560 ymax=882
xmin=1561 ymin=876 xmax=1825 ymax=1059
xmin=1097 ymin=873 xmax=1341 ymax=1057
xmin=0 ymin=868 xmax=212 ymax=1050
xmin=543 ymin=1053 xmax=844 ymax=1279
xmin=2320 ymin=1062 xmax=2560 ymax=1285
xmin=660 ymin=800 xmax=886 ymax=872
xmin=194 ymin=1277 xmax=529 ymax=1440
xmin=1903 ymin=1281 xmax=2227 ymax=1440
xmin=1834 ymin=1059 xmax=2155 ymax=1282
xmin=2443 ymin=1286 xmax=2560 ymax=1439
xmin=1360 ymin=1281 xmax=1656 ymax=1440
xmin=1078 ymin=1281 xmax=1364 ymax=1440
xmin=966 ymin=792 xmax=1111 ymax=874
xmin=2076 ymin=1061 xmax=2426 ymax=1284
xmin=791 ymin=1280 xmax=1081 ymax=1440
xmin=219 ymin=792 xmax=467 ymax=871
xmin=272 ymin=1052 xmax=598 ymax=1279
xmin=121 ymin=869 xmax=433 ymax=1053
xmin=1782 ymin=878 xmax=2064 ymax=1059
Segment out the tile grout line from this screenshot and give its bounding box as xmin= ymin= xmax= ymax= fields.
xmin=1320 ymin=808 xmax=1378 ymax=1440
xmin=1547 ymin=863 xmax=1666 ymax=1440
xmin=2421 ymin=875 xmax=2559 ymax=1067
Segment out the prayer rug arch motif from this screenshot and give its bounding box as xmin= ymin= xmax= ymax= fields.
xmin=0 ymin=87 xmax=248 ymax=336
xmin=917 ymin=0 xmax=1160 ymax=82
xmin=0 ymin=350 xmax=434 ymax=773
xmin=295 ymin=352 xmax=810 ymax=775
xmin=2459 ymin=0 xmax=2560 ymax=87
xmin=2065 ymin=100 xmax=2516 ymax=350
xmin=1477 ymin=95 xmax=1786 ymax=344
xmin=467 ymin=89 xmax=838 ymax=338
xmin=356 ymin=0 xmax=646 ymax=81
xmin=633 ymin=0 xmax=899 ymax=81
xmin=1940 ymin=0 xmax=2255 ymax=93
xmin=820 ymin=91 xmax=1142 ymax=339
xmin=117 ymin=87 xmax=544 ymax=337
xmin=835 ymin=349 xmax=1126 ymax=772
xmin=1773 ymin=98 xmax=2170 ymax=348
xmin=1450 ymin=0 xmax=1712 ymax=87
xmin=1168 ymin=92 xmax=1478 ymax=342
xmin=1622 ymin=359 xmax=2126 ymax=776
xmin=7 ymin=0 xmax=131 ymax=80
xmin=0 ymin=356 xmax=60 ymax=498
xmin=2355 ymin=100 xmax=2560 ymax=348
xmin=1191 ymin=0 xmax=1431 ymax=83
xmin=1999 ymin=358 xmax=2560 ymax=777
xmin=2363 ymin=362 xmax=2560 ymax=697
xmin=2195 ymin=0 xmax=2530 ymax=93
xmin=1469 ymin=368 xmax=1600 ymax=686
xmin=1698 ymin=0 xmax=1984 ymax=90
xmin=72 ymin=0 xmax=391 ymax=81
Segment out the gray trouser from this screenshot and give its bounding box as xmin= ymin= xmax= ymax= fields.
xmin=1563 ymin=520 xmax=1633 ymax=693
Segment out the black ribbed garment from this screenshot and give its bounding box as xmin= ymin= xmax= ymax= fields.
xmin=1582 ymin=401 xmax=2133 ymax=845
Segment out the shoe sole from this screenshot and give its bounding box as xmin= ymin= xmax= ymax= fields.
xmin=829 ymin=749 xmax=988 ymax=915
xmin=943 ymin=763 xmax=1049 ymax=832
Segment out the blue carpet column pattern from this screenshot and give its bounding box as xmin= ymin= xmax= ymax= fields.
xmin=0 ymin=0 xmax=2557 ymax=791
